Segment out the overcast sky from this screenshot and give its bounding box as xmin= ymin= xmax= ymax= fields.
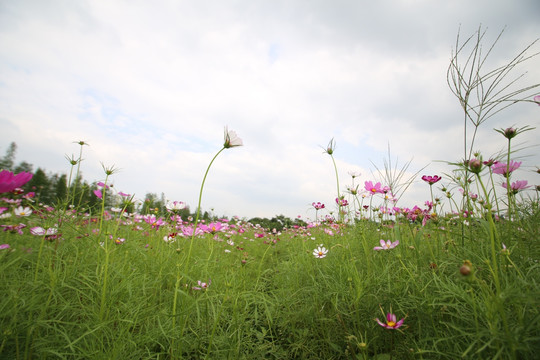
xmin=1 ymin=0 xmax=539 ymax=220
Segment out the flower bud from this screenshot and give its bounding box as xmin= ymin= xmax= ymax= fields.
xmin=503 ymin=127 xmax=517 ymax=139
xmin=468 ymin=158 xmax=483 ymax=174
xmin=460 ymin=260 xmax=473 ymax=276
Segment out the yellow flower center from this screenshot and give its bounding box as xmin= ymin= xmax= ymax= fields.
xmin=387 ymin=321 xmax=396 ymax=327
xmin=318 ymin=251 xmax=324 ymax=256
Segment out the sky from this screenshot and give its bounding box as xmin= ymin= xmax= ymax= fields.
xmin=1 ymin=0 xmax=539 ymax=220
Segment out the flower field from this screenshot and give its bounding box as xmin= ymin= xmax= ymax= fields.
xmin=1 ymin=29 xmax=540 ymax=360
xmin=2 ymin=120 xmax=540 ymax=359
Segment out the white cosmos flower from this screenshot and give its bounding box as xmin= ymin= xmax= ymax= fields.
xmin=224 ymin=126 xmax=243 ymax=148
xmin=313 ymin=245 xmax=328 ymax=258
xmin=14 ymin=206 xmax=32 ymax=217
xmin=30 ymin=226 xmax=58 ymax=236
xmin=166 ymin=200 xmax=186 ymax=211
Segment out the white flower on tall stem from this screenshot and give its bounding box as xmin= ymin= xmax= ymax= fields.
xmin=166 ymin=200 xmax=186 ymax=211
xmin=224 ymin=126 xmax=243 ymax=148
xmin=313 ymin=245 xmax=328 ymax=258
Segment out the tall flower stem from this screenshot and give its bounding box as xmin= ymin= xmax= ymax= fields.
xmin=188 ymin=148 xmax=224 ymax=271
xmin=330 ymin=154 xmax=341 ymax=203
xmin=98 ymin=172 xmax=112 ymax=321
xmin=504 ymin=140 xmax=513 ymax=221
xmin=171 ymin=126 xmax=242 ymax=347
xmin=322 ymin=139 xmax=342 ymax=222
xmin=171 ymin=147 xmax=224 ymax=333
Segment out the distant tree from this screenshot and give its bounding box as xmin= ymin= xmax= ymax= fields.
xmin=26 ymin=168 xmax=50 ymax=202
xmin=14 ymin=161 xmax=33 ymax=174
xmin=54 ymin=174 xmax=68 ymax=202
xmin=0 ymin=142 xmax=17 ymax=170
xmin=248 ymin=214 xmax=305 ymax=231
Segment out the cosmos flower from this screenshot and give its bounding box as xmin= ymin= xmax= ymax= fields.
xmin=30 ymin=227 xmax=58 ymax=236
xmin=93 ymin=189 xmax=103 ymax=199
xmin=364 ymin=181 xmax=383 ymax=195
xmin=193 ymin=279 xmax=211 ymax=290
xmin=374 ymin=239 xmax=399 ymax=251
xmin=14 ymin=206 xmax=32 ymax=217
xmin=492 ymin=161 xmax=521 ymax=176
xmin=502 ymin=180 xmax=530 ymax=194
xmin=312 ymin=202 xmax=325 ymax=210
xmin=166 ymin=200 xmax=186 ymax=211
xmin=313 ymin=245 xmax=328 ymax=258
xmin=336 ymin=197 xmax=348 ymax=206
xmin=224 ymin=126 xmax=243 ymax=148
xmin=375 ymin=310 xmax=405 ymax=330
xmin=421 ymin=175 xmax=442 ymax=185
xmin=0 ymin=170 xmax=33 ymax=193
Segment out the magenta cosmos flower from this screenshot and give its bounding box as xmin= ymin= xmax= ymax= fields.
xmin=364 ymin=181 xmax=383 ymax=195
xmin=492 ymin=161 xmax=521 ymax=176
xmin=312 ymin=202 xmax=325 ymax=210
xmin=0 ymin=170 xmax=33 ymax=193
xmin=376 ymin=311 xmax=405 ymax=330
xmin=502 ymin=180 xmax=530 ymax=194
xmin=421 ymin=175 xmax=442 ymax=185
xmin=374 ymin=239 xmax=399 ymax=250
xmin=335 ymin=197 xmax=348 ymax=206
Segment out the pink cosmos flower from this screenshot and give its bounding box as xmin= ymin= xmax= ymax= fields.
xmin=534 ymin=95 xmax=540 ymax=105
xmin=374 ymin=239 xmax=399 ymax=250
xmin=376 ymin=311 xmax=405 ymax=330
xmin=143 ymin=215 xmax=166 ymax=230
xmin=93 ymin=189 xmax=103 ymax=199
xmin=502 ymin=180 xmax=530 ymax=194
xmin=96 ymin=182 xmax=109 ymax=188
xmin=0 ymin=244 xmax=10 ymax=250
xmin=180 ymin=225 xmax=204 ymax=237
xmin=0 ymin=170 xmax=33 ymax=193
xmin=335 ymin=198 xmax=348 ymax=206
xmin=312 ymin=202 xmax=325 ymax=210
xmin=364 ymin=181 xmax=383 ymax=195
xmin=200 ymin=221 xmax=228 ymax=234
xmin=421 ymin=175 xmax=442 ymax=185
xmin=193 ymin=279 xmax=211 ymax=290
xmin=492 ymin=161 xmax=521 ymax=176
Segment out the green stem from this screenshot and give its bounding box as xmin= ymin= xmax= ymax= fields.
xmin=172 ymin=147 xmax=225 ymax=330
xmin=330 ymin=154 xmax=342 ymax=221
xmin=476 ymin=175 xmax=501 ymax=294
xmin=505 ymin=139 xmax=512 ymax=220
xmin=98 ymin=174 xmax=111 ymax=321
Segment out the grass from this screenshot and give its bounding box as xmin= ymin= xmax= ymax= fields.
xmin=1 ymin=204 xmax=539 ymax=359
